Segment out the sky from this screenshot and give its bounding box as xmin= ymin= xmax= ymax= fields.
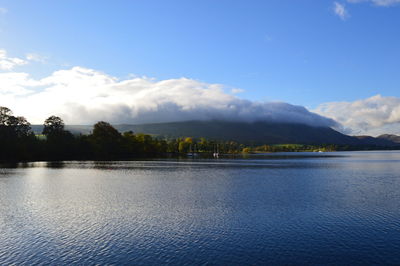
xmin=0 ymin=0 xmax=400 ymax=135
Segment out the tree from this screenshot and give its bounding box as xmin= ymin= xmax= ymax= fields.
xmin=42 ymin=116 xmax=75 ymax=159
xmin=184 ymin=137 xmax=193 ymax=144
xmin=43 ymin=116 xmax=65 ymax=136
xmin=0 ymin=107 xmax=32 ymax=136
xmin=11 ymin=116 xmax=32 ymax=137
xmin=90 ymin=121 xmax=124 ymax=158
xmin=0 ymin=106 xmax=13 ymax=125
xmin=0 ymin=107 xmax=35 ymax=160
xmin=242 ymin=147 xmax=251 ymax=154
xmin=92 ymin=121 xmax=120 ymax=139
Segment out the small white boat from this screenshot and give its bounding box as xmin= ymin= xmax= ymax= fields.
xmin=187 ymin=144 xmax=198 ymax=157
xmin=213 ymin=144 xmax=219 ymax=158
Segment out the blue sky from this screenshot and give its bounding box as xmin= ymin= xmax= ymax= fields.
xmin=1 ymin=0 xmax=400 ymax=135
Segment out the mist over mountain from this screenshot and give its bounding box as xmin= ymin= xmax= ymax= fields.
xmin=6 ymin=67 xmax=400 ymax=137
xmin=378 ymin=134 xmax=400 ymax=144
xmin=4 ymin=67 xmax=337 ymax=128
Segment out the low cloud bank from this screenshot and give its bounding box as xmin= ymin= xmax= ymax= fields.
xmin=0 ymin=66 xmax=336 ymax=127
xmin=315 ymin=95 xmax=400 ymax=136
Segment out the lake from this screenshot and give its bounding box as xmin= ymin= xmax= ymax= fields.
xmin=1 ymin=151 xmax=400 ymax=265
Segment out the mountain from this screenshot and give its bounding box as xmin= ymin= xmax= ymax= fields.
xmin=354 ymin=135 xmax=397 ymax=147
xmin=377 ymin=134 xmax=400 ymax=144
xmin=122 ymin=120 xmax=360 ymax=145
xmin=32 ymin=120 xmax=398 ymax=146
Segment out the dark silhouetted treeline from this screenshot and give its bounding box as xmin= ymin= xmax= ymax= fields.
xmin=1 ymin=106 xmax=252 ymax=161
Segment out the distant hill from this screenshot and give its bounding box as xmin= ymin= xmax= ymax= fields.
xmin=378 ymin=134 xmax=400 ymax=144
xmin=354 ymin=135 xmax=397 ymax=147
xmin=31 ymin=125 xmax=93 ymax=135
xmin=122 ymin=121 xmax=360 ymax=145
xmin=31 ymin=120 xmax=399 ymax=146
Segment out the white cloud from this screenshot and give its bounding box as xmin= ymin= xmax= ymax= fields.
xmin=231 ymin=88 xmax=244 ymax=94
xmin=347 ymin=0 xmax=400 ymax=6
xmin=0 ymin=49 xmax=28 ymax=70
xmin=26 ymin=53 xmax=47 ymax=63
xmin=314 ymin=95 xmax=400 ymax=136
xmin=0 ymin=7 xmax=7 ymax=14
xmin=333 ymin=2 xmax=349 ymax=20
xmin=0 ymin=66 xmax=336 ymax=127
xmin=0 ymin=49 xmax=48 ymax=71
xmin=0 ymin=72 xmax=40 ymax=95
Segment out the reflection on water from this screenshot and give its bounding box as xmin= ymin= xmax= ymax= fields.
xmin=1 ymin=151 xmax=400 ymax=265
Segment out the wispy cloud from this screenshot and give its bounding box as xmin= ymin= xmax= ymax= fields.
xmin=347 ymin=0 xmax=400 ymax=6
xmin=314 ymin=95 xmax=400 ymax=135
xmin=263 ymin=34 xmax=273 ymax=43
xmin=0 ymin=7 xmax=7 ymax=14
xmin=0 ymin=49 xmax=28 ymax=70
xmin=231 ymin=88 xmax=245 ymax=94
xmin=0 ymin=49 xmax=50 ymax=71
xmin=334 ymin=0 xmax=400 ymax=20
xmin=26 ymin=53 xmax=47 ymax=63
xmin=333 ymin=2 xmax=350 ymax=20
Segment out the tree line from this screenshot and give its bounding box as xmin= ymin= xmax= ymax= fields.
xmin=0 ymin=106 xmax=252 ymax=161
xmin=1 ymin=106 xmax=343 ymax=162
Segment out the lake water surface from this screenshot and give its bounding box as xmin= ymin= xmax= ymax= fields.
xmin=1 ymin=151 xmax=400 ymax=265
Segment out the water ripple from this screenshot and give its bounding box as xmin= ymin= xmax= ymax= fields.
xmin=1 ymin=151 xmax=400 ymax=264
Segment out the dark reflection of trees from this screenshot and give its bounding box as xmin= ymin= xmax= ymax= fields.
xmin=45 ymin=162 xmax=66 ymax=168
xmin=0 ymin=162 xmax=19 ymax=169
xmin=93 ymin=161 xmax=122 ymax=170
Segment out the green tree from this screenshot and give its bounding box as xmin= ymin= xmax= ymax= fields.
xmin=0 ymin=107 xmax=35 ymax=160
xmin=43 ymin=116 xmax=65 ymax=136
xmin=0 ymin=106 xmax=13 ymax=125
xmin=90 ymin=121 xmax=124 ymax=158
xmin=42 ymin=115 xmax=75 ymax=159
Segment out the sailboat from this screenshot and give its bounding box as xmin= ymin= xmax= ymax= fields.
xmin=187 ymin=144 xmax=198 ymax=157
xmin=187 ymin=144 xmax=193 ymax=157
xmin=213 ymin=144 xmax=219 ymax=158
